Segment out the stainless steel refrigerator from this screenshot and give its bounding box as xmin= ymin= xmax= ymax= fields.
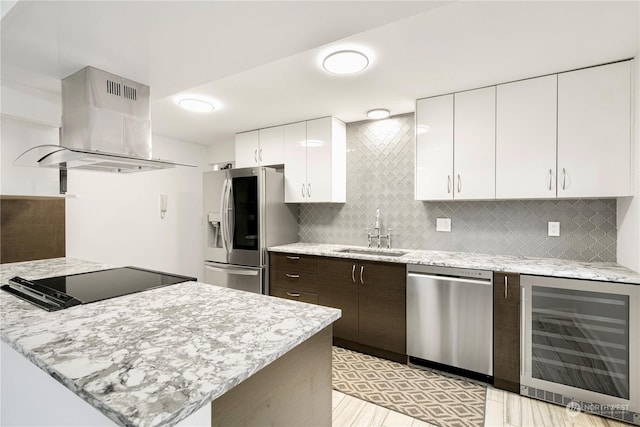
xmin=203 ymin=167 xmax=298 ymax=294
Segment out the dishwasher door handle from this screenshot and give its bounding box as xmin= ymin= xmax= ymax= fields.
xmin=407 ymin=272 xmax=492 ymax=286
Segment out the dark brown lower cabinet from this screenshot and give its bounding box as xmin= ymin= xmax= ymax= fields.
xmin=317 ymin=257 xmax=406 ymax=361
xmin=316 ymin=258 xmax=359 ymax=343
xmin=269 ymin=252 xmax=407 ymax=362
xmin=357 ymin=261 xmax=406 ymax=355
xmin=493 ymin=271 xmax=520 ymax=393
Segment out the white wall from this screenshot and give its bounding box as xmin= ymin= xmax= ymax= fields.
xmin=617 ymin=56 xmax=640 ymax=272
xmin=207 ymin=140 xmax=235 ymax=167
xmin=1 ymin=109 xmax=208 ymax=279
xmin=64 ymin=134 xmax=207 ymax=278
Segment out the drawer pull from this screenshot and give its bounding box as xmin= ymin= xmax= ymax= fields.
xmin=504 ymin=276 xmax=508 ymax=298
xmin=286 ymin=274 xmax=300 ymax=279
xmin=360 ymin=265 xmax=364 ymax=285
xmin=351 ymin=264 xmax=356 ymax=284
xmin=286 ymin=256 xmax=300 ymax=260
xmin=286 ymin=292 xmax=300 ymax=298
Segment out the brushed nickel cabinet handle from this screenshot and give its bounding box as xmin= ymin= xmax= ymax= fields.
xmin=457 ymin=174 xmax=461 ymax=193
xmin=259 ymin=148 xmax=262 ymax=162
xmin=548 ymin=169 xmax=553 ymax=191
xmin=286 ymin=292 xmax=300 ymax=297
xmin=562 ymin=168 xmax=566 ymax=190
xmin=521 ymin=286 xmax=526 ymax=377
xmin=360 ymin=265 xmax=364 ymax=285
xmin=286 ymin=274 xmax=300 ymax=279
xmin=447 ymin=175 xmax=451 ymax=194
xmin=504 ymin=276 xmax=508 ymax=298
xmin=351 ymin=264 xmax=356 ymax=284
xmin=286 ymin=255 xmax=300 ymax=260
xmin=254 ymin=149 xmax=258 ymax=163
xmin=301 ymin=182 xmax=305 ymax=198
xmin=307 ymin=183 xmax=311 ymax=198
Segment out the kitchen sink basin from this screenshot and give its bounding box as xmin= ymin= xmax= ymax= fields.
xmin=336 ymin=248 xmax=408 ymax=257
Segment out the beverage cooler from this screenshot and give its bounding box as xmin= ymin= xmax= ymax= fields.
xmin=520 ymin=275 xmax=640 ymax=425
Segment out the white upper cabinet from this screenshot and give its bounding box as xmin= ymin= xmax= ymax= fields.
xmin=415 ymin=95 xmax=454 ymax=200
xmin=284 ymin=117 xmax=346 ymax=203
xmin=284 ymin=121 xmax=307 ymax=203
xmin=454 ymin=86 xmax=496 ymax=200
xmin=557 ymin=60 xmax=632 ymax=198
xmin=415 ymin=88 xmax=496 ymax=201
xmin=234 ymin=130 xmax=259 ymax=168
xmin=496 ymin=75 xmax=558 ymax=199
xmin=235 ymin=125 xmax=285 ymax=168
xmin=416 ymin=59 xmax=633 ymax=201
xmin=258 ymin=125 xmax=285 ymax=166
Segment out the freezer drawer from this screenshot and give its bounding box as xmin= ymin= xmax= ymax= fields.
xmin=203 ymin=262 xmax=264 ymax=294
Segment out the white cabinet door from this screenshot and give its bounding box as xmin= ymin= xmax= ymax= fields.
xmin=284 ymin=121 xmax=307 ymax=203
xmin=454 ymin=86 xmax=496 ymax=200
xmin=496 ymin=75 xmax=557 ymax=199
xmin=415 ymin=95 xmax=454 ymax=200
xmin=558 ymin=61 xmax=632 ymax=198
xmin=306 ymin=117 xmax=335 ymax=202
xmin=258 ymin=125 xmax=285 ymax=166
xmin=235 ymin=130 xmax=259 ymax=168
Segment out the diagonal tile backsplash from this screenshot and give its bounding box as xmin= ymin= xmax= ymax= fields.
xmin=298 ymin=113 xmax=617 ymax=262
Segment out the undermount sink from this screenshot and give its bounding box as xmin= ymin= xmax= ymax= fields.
xmin=336 ymin=248 xmax=408 ymax=257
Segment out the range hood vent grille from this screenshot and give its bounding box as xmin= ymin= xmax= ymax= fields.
xmin=14 ymin=66 xmax=194 ymax=173
xmin=106 ymin=79 xmax=137 ymax=101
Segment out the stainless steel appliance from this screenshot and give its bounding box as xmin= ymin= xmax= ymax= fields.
xmin=520 ymin=275 xmax=640 ymax=425
xmin=1 ymin=267 xmax=196 ymax=311
xmin=203 ymin=167 xmax=297 ymax=294
xmin=14 ymin=66 xmax=194 ymax=173
xmin=407 ymin=264 xmax=493 ymax=379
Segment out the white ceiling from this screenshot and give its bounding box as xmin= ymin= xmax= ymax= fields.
xmin=1 ymin=1 xmax=639 ymax=147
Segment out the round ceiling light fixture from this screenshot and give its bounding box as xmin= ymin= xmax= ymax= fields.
xmin=367 ymin=109 xmax=390 ymax=120
xmin=178 ymin=98 xmax=215 ymax=113
xmin=322 ymin=50 xmax=369 ymax=75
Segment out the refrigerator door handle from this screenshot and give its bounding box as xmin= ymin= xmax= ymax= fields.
xmin=220 ymin=178 xmax=229 ymax=253
xmin=204 ymin=265 xmax=259 ymax=276
xmin=227 ymin=178 xmax=235 ymax=250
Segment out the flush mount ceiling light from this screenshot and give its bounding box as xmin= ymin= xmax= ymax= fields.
xmin=178 ymin=98 xmax=215 ymax=113
xmin=367 ymin=109 xmax=390 ymax=120
xmin=322 ymin=50 xmax=369 ymax=75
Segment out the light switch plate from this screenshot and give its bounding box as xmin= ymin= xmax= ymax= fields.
xmin=548 ymin=221 xmax=560 ymax=237
xmin=436 ymin=218 xmax=451 ymax=232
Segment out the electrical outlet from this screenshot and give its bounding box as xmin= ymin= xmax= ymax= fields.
xmin=548 ymin=221 xmax=560 ymax=237
xmin=436 ymin=218 xmax=451 ymax=232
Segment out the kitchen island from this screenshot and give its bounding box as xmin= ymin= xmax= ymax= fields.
xmin=0 ymin=258 xmax=341 ymax=427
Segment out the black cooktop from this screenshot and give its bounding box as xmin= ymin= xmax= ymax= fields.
xmin=2 ymin=267 xmax=196 ymax=311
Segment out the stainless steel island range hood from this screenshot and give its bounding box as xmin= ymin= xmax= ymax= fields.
xmin=15 ymin=66 xmax=195 ymax=173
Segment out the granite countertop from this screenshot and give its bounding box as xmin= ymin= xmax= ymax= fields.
xmin=269 ymin=242 xmax=640 ymax=285
xmin=0 ymin=258 xmax=341 ymax=427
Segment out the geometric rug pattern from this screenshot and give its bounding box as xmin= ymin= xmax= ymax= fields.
xmin=332 ymin=346 xmax=486 ymax=427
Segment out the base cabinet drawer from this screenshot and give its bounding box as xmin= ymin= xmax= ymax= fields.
xmin=270 ymin=270 xmax=319 ymax=293
xmin=270 ymin=253 xmax=318 ymax=274
xmin=270 ymin=286 xmax=319 ymax=304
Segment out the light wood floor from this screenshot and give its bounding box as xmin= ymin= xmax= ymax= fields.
xmin=333 ymin=387 xmax=630 ymax=427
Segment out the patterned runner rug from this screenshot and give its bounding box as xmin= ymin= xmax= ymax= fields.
xmin=332 ymin=346 xmax=486 ymax=427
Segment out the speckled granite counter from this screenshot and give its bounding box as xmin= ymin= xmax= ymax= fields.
xmin=0 ymin=258 xmax=341 ymax=427
xmin=269 ymin=243 xmax=640 ymax=285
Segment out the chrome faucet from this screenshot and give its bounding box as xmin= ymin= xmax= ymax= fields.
xmin=367 ymin=209 xmax=391 ymax=248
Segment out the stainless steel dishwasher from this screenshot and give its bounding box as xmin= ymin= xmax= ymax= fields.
xmin=407 ymin=264 xmax=493 ymax=379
